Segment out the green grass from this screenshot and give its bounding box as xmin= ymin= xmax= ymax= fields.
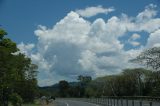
xmin=22 ymin=100 xmax=41 ymax=106
xmin=9 ymin=103 xmax=41 ymax=106
xmin=9 ymin=99 xmax=41 ymax=106
xmin=22 ymin=103 xmax=40 ymax=106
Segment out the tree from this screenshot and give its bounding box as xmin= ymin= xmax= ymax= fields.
xmin=10 ymin=93 xmax=23 ymax=106
xmin=85 ymin=68 xmax=152 ymax=97
xmin=77 ymin=75 xmax=92 ymax=97
xmin=78 ymin=75 xmax=92 ymax=84
xmin=122 ymin=68 xmax=151 ymax=96
xmin=0 ymin=28 xmax=38 ymax=105
xmin=58 ymin=80 xmax=70 ymax=97
xmin=0 ymin=28 xmax=19 ymax=105
xmin=131 ymin=47 xmax=160 ymax=71
xmin=131 ymin=47 xmax=160 ymax=96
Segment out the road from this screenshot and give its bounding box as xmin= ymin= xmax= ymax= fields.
xmin=54 ymin=99 xmax=99 ymax=106
xmin=53 ymin=99 xmax=160 ymax=106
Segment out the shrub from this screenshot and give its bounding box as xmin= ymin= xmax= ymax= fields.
xmin=10 ymin=93 xmax=23 ymax=106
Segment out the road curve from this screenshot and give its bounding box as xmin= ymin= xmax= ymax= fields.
xmin=55 ymin=99 xmax=99 ymax=106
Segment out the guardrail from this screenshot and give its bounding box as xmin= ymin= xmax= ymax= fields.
xmin=61 ymin=96 xmax=160 ymax=106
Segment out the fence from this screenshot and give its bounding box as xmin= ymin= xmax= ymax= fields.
xmin=62 ymin=96 xmax=160 ymax=106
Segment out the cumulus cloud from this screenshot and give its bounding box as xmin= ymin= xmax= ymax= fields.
xmin=17 ymin=43 xmax=35 ymax=56
xmin=18 ymin=4 xmax=160 ymax=86
xmin=76 ymin=5 xmax=115 ymax=18
xmin=146 ymin=29 xmax=160 ymax=48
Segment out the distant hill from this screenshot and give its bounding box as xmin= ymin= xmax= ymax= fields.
xmin=39 ymin=81 xmax=79 ymax=89
xmin=38 ymin=82 xmax=80 ymax=97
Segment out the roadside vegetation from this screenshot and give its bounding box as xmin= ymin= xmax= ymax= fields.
xmin=0 ymin=28 xmax=39 ymax=106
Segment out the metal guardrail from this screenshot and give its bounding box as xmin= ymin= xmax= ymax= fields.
xmin=62 ymin=96 xmax=160 ymax=106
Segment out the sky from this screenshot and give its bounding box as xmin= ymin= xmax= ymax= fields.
xmin=1 ymin=0 xmax=160 ymax=86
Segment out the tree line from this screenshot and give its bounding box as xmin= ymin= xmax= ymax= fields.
xmin=86 ymin=68 xmax=159 ymax=97
xmin=0 ymin=28 xmax=38 ymax=106
xmin=86 ymin=47 xmax=160 ymax=97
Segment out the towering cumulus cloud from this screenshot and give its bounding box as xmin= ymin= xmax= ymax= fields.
xmin=18 ymin=4 xmax=160 ymax=86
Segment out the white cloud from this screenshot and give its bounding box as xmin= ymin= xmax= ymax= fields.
xmin=76 ymin=5 xmax=114 ymax=18
xmin=35 ymin=11 xmax=90 ymax=46
xmin=78 ymin=50 xmax=98 ymax=73
xmin=139 ymin=19 xmax=160 ymax=33
xmin=128 ymin=33 xmax=141 ymax=46
xmin=130 ymin=41 xmax=141 ymax=47
xmin=33 ymin=11 xmax=127 ymax=85
xmin=18 ymin=4 xmax=160 ymax=86
xmin=136 ymin=4 xmax=157 ymax=22
xmin=146 ymin=29 xmax=160 ymax=48
xmin=17 ymin=42 xmax=35 ymax=56
xmin=135 ymin=4 xmax=160 ymax=33
xmin=130 ymin=33 xmax=141 ymax=40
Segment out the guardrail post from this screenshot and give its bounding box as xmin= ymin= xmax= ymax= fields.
xmin=104 ymin=98 xmax=106 ymax=105
xmin=139 ymin=101 xmax=142 ymax=106
xmin=126 ymin=99 xmax=128 ymax=106
xmin=117 ymin=99 xmax=119 ymax=106
xmin=96 ymin=98 xmax=98 ymax=104
xmin=103 ymin=98 xmax=105 ymax=105
xmin=111 ymin=98 xmax=112 ymax=106
xmin=149 ymin=101 xmax=152 ymax=106
xmin=132 ymin=100 xmax=134 ymax=106
xmin=114 ymin=99 xmax=115 ymax=106
xmin=98 ymin=98 xmax=99 ymax=104
xmin=121 ymin=99 xmax=123 ymax=106
xmin=108 ymin=98 xmax=109 ymax=106
xmin=98 ymin=98 xmax=100 ymax=104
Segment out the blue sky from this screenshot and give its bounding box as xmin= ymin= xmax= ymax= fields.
xmin=1 ymin=0 xmax=159 ymax=43
xmin=1 ymin=0 xmax=160 ymax=86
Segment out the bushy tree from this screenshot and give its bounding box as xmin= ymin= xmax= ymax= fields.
xmin=10 ymin=93 xmax=23 ymax=106
xmin=131 ymin=47 xmax=160 ymax=71
xmin=58 ymin=80 xmax=70 ymax=97
xmin=131 ymin=47 xmax=160 ymax=96
xmin=85 ymin=68 xmax=152 ymax=97
xmin=0 ymin=28 xmax=38 ymax=105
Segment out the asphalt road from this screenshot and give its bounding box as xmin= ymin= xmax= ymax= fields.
xmin=54 ymin=99 xmax=160 ymax=106
xmin=55 ymin=100 xmax=100 ymax=106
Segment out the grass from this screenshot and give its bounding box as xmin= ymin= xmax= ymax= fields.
xmin=9 ymin=99 xmax=41 ymax=106
xmin=22 ymin=100 xmax=41 ymax=106
xmin=8 ymin=99 xmax=56 ymax=106
xmin=9 ymin=103 xmax=41 ymax=106
xmin=22 ymin=103 xmax=40 ymax=106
